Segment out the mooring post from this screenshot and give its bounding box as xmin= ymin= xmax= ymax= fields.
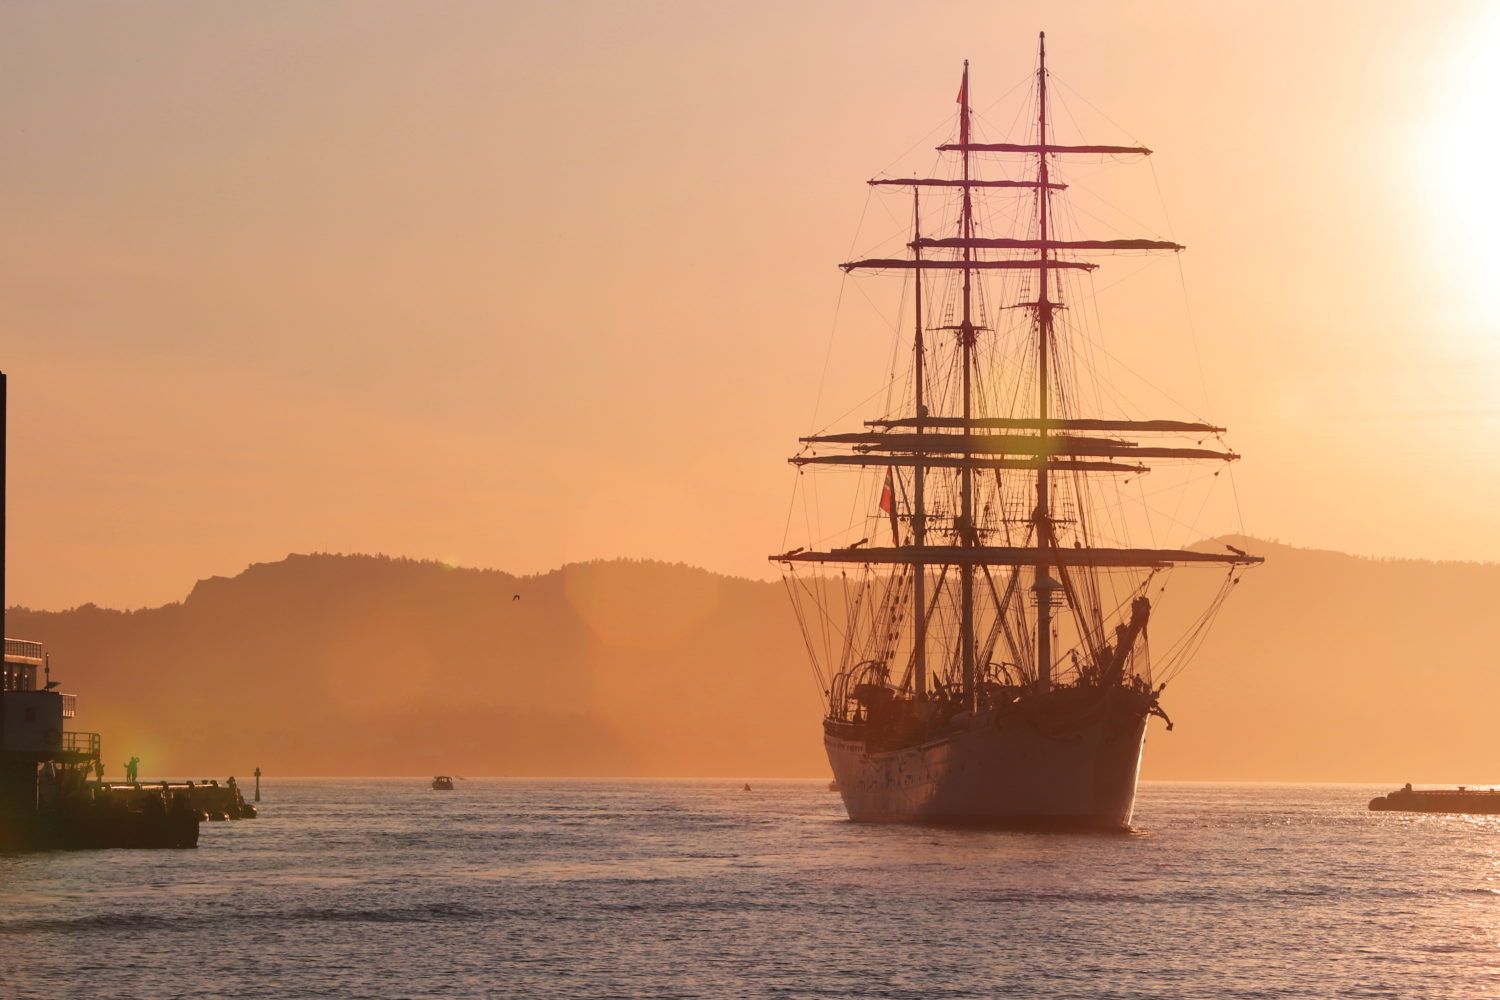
xmin=254 ymin=766 xmax=261 ymax=802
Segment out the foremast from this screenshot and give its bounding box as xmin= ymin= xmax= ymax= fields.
xmin=1033 ymin=33 xmax=1056 ymax=694
xmin=776 ymin=36 xmax=1261 ymax=709
xmin=957 ymin=60 xmax=977 ymax=713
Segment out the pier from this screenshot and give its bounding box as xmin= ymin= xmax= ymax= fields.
xmin=92 ymin=778 xmax=257 ymax=821
xmin=1368 ymin=783 xmax=1500 ymax=815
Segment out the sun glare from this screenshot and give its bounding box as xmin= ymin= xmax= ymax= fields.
xmin=1432 ymin=9 xmax=1500 ymax=314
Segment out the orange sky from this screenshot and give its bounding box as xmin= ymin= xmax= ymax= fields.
xmin=4 ymin=0 xmax=1498 ymax=610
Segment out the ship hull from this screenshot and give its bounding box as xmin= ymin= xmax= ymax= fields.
xmin=825 ymin=702 xmax=1148 ymax=830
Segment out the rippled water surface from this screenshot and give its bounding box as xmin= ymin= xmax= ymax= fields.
xmin=4 ymin=779 xmax=1499 ymax=998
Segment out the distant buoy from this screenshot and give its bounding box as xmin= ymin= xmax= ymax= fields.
xmin=743 ymin=783 xmax=752 ymax=792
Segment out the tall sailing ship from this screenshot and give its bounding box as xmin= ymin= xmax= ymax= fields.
xmin=772 ymin=36 xmax=1260 ymax=829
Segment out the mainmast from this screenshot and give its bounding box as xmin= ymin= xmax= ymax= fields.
xmin=1033 ymin=32 xmax=1055 ymax=693
xmin=911 ymin=190 xmax=928 ymax=701
xmin=957 ymin=61 xmax=977 ymax=712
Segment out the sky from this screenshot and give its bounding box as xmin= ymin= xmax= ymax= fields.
xmin=3 ymin=0 xmax=1499 ymax=610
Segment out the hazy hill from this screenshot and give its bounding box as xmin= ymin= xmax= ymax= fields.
xmin=7 ymin=540 xmax=1500 ymax=782
xmin=4 ymin=555 xmax=816 ymax=778
xmin=1149 ymin=535 xmax=1500 ymax=783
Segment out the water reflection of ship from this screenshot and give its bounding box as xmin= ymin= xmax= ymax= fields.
xmin=773 ymin=37 xmax=1260 ymax=829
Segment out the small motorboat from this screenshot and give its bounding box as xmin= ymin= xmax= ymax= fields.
xmin=432 ymin=775 xmax=454 ymax=790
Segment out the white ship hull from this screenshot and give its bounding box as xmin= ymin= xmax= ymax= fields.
xmin=825 ymin=705 xmax=1148 ymax=830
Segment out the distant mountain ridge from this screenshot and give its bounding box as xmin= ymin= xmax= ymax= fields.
xmin=5 ymin=554 xmax=815 ymax=778
xmin=7 ymin=540 xmax=1500 ymax=782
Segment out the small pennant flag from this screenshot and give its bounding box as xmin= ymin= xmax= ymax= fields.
xmin=878 ymin=467 xmax=899 ymax=544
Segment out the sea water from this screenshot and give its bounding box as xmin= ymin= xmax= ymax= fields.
xmin=2 ymin=779 xmax=1496 ymax=999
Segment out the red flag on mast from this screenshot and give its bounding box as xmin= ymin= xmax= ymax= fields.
xmin=878 ymin=467 xmax=899 ymax=545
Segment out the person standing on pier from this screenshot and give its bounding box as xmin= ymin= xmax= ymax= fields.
xmin=125 ymin=756 xmax=140 ymax=783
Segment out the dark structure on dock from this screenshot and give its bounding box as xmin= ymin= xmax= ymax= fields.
xmin=0 ymin=638 xmax=201 ymax=849
xmin=1 ymin=638 xmax=204 ymax=851
xmin=1369 ymin=783 xmax=1500 ymax=816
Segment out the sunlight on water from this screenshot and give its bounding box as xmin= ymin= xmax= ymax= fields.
xmin=3 ymin=779 xmax=1499 ymax=998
